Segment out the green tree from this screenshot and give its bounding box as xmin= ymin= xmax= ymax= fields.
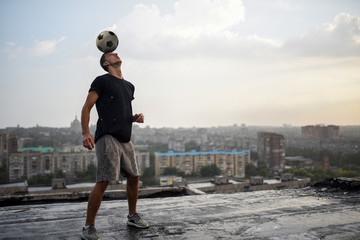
xmin=140 ymin=167 xmax=158 ymax=186
xmin=0 ymin=166 xmax=9 ymax=184
xmin=282 ymin=166 xmax=360 ymax=184
xmin=54 ymin=169 xmax=65 ymax=179
xmin=28 ymin=174 xmax=53 ymax=186
xmin=284 ymin=147 xmax=360 ymax=169
xmin=285 ymin=146 xmax=317 ymax=159
xmin=250 ymin=151 xmax=258 ymax=161
xmin=245 ymin=162 xmax=272 ymax=178
xmin=185 ymin=140 xmax=200 ymax=152
xmin=162 ymin=167 xmax=178 ymax=176
xmin=200 ymin=164 xmax=221 ymax=177
xmin=75 ymin=163 xmax=97 ymax=182
xmin=160 ymin=167 xmax=185 ymax=177
xmin=245 ymin=163 xmax=257 ymax=178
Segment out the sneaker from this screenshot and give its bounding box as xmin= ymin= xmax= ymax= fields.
xmin=82 ymin=225 xmax=102 ymax=240
xmin=127 ymin=213 xmax=150 ymax=228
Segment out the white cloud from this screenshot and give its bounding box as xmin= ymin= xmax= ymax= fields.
xmin=2 ymin=42 xmax=23 ymax=59
xmin=115 ymin=0 xmax=246 ymax=60
xmin=28 ymin=36 xmax=66 ymax=57
xmin=168 ymin=0 xmax=245 ymax=38
xmin=283 ymin=13 xmax=360 ymax=57
xmin=114 ymin=1 xmax=360 ymax=63
xmin=106 ymin=2 xmax=360 ymax=127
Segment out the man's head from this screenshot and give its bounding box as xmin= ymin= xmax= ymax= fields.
xmin=100 ymin=53 xmax=109 ymax=72
xmin=100 ymin=52 xmax=122 ymax=72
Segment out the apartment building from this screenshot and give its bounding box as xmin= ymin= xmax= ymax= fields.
xmin=0 ymin=134 xmax=18 ymax=169
xmin=8 ymin=147 xmax=150 ymax=182
xmin=155 ymin=149 xmax=250 ymax=177
xmin=8 ymin=148 xmax=97 ymax=182
xmin=135 ymin=150 xmax=150 ymax=174
xmin=257 ymin=132 xmax=285 ymax=173
xmin=301 ymin=125 xmax=340 ymax=139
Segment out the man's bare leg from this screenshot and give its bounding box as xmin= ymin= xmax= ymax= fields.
xmin=85 ymin=181 xmax=109 ymax=226
xmin=126 ymin=176 xmax=149 ymax=228
xmin=126 ymin=176 xmax=139 ymax=215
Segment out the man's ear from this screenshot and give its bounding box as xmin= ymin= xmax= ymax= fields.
xmin=103 ymin=61 xmax=110 ymax=67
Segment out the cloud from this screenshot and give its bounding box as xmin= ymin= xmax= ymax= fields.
xmin=115 ymin=0 xmax=246 ymax=60
xmin=114 ymin=1 xmax=360 ymax=63
xmin=28 ymin=36 xmax=66 ymax=57
xmin=283 ymin=13 xmax=360 ymax=57
xmin=2 ymin=42 xmax=23 ymax=59
xmin=72 ymin=3 xmax=360 ymax=128
xmin=167 ymin=0 xmax=245 ymax=38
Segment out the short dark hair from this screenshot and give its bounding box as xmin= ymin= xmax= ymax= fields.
xmin=100 ymin=53 xmax=109 ymax=72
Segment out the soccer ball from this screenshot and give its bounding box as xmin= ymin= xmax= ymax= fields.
xmin=96 ymin=30 xmax=119 ymax=53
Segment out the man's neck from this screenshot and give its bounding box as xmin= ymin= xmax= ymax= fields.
xmin=108 ymin=68 xmax=123 ymax=79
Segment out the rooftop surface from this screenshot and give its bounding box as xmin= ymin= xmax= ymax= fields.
xmin=0 ymin=188 xmax=359 ymax=240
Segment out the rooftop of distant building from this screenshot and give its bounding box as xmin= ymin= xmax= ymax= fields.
xmin=155 ymin=149 xmax=250 ymax=156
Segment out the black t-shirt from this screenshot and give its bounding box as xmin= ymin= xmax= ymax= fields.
xmin=89 ymin=74 xmax=135 ymax=143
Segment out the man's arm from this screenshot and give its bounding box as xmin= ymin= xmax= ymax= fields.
xmin=81 ymin=91 xmax=99 ymax=150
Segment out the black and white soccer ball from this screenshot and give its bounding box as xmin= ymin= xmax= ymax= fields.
xmin=96 ymin=30 xmax=119 ymax=53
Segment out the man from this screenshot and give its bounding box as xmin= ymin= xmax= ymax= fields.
xmin=81 ymin=52 xmax=149 ymax=240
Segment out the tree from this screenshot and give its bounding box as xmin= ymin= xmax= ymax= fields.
xmin=162 ymin=167 xmax=178 ymax=176
xmin=200 ymin=164 xmax=221 ymax=177
xmin=245 ymin=162 xmax=271 ymax=178
xmin=28 ymin=174 xmax=53 ymax=186
xmin=161 ymin=167 xmax=185 ymax=177
xmin=185 ymin=140 xmax=200 ymax=152
xmin=54 ymin=169 xmax=65 ymax=179
xmin=284 ymin=166 xmax=360 ymax=184
xmin=245 ymin=163 xmax=257 ymax=178
xmin=250 ymin=151 xmax=258 ymax=161
xmin=285 ymin=146 xmax=360 ymax=169
xmin=75 ymin=163 xmax=96 ymax=182
xmin=0 ymin=166 xmax=9 ymax=184
xmin=140 ymin=167 xmax=157 ymax=186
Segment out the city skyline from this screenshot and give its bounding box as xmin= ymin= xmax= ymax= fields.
xmin=1 ymin=0 xmax=359 ymax=129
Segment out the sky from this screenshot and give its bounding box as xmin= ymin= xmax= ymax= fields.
xmin=0 ymin=0 xmax=359 ymax=129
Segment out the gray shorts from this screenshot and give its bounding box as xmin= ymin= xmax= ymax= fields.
xmin=95 ymin=135 xmax=139 ymax=182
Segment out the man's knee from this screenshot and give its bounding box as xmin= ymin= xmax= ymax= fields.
xmin=127 ymin=176 xmax=139 ymax=185
xmin=95 ymin=181 xmax=109 ymax=192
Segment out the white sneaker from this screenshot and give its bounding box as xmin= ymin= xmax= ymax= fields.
xmin=127 ymin=213 xmax=150 ymax=228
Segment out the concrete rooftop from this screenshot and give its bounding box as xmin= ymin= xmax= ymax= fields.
xmin=0 ymin=188 xmax=359 ymax=240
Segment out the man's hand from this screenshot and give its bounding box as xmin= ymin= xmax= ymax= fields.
xmin=83 ymin=133 xmax=95 ymax=150
xmin=133 ymin=113 xmax=144 ymax=123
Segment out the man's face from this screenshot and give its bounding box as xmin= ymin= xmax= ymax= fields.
xmin=105 ymin=52 xmax=122 ymax=66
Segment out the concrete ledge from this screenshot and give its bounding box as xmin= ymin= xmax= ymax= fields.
xmin=197 ymin=179 xmax=311 ymax=193
xmin=0 ymin=187 xmax=189 ymax=206
xmin=0 ymin=179 xmax=311 ymax=206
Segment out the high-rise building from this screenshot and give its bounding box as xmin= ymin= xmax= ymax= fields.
xmin=155 ymin=149 xmax=250 ymax=177
xmin=301 ymin=125 xmax=340 ymax=139
xmin=0 ymin=134 xmax=18 ymax=169
xmin=257 ymin=132 xmax=285 ymax=173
